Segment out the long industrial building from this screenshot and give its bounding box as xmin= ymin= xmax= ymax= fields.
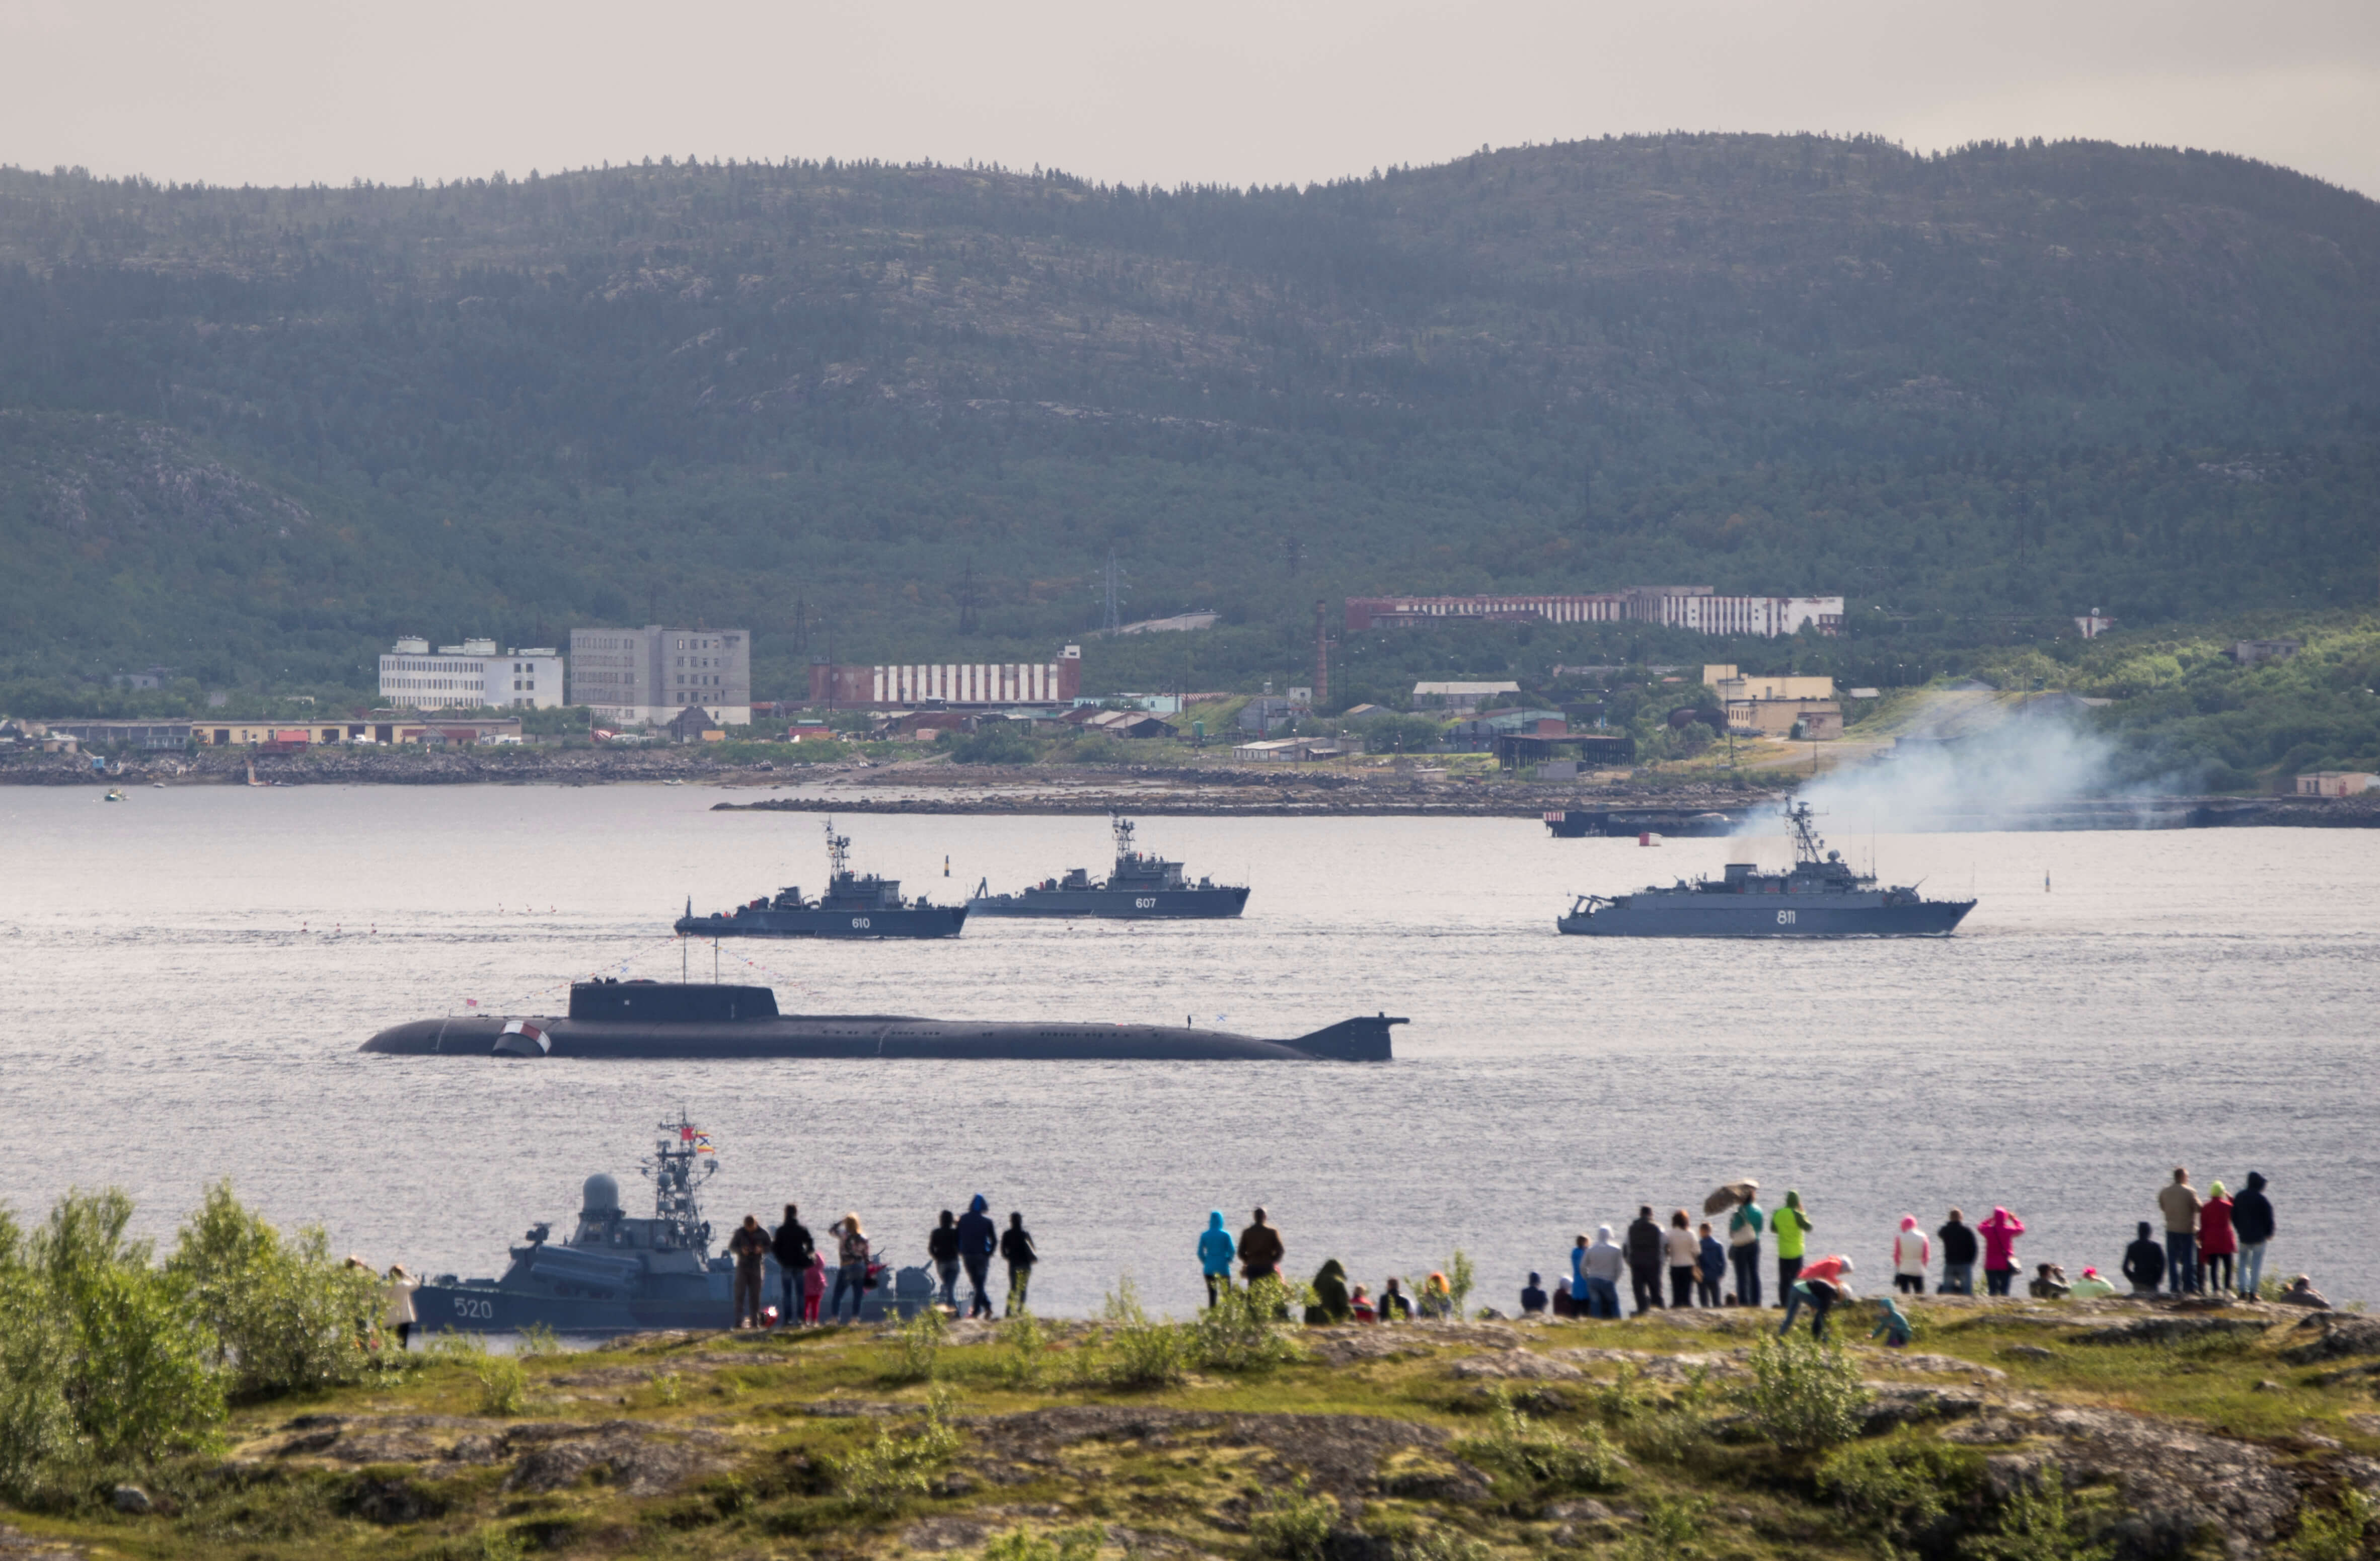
xmin=808 ymin=647 xmax=1082 ymax=709
xmin=1344 ymin=588 xmax=1842 ymax=637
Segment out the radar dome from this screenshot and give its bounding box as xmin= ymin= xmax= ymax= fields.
xmin=582 ymin=1174 xmax=622 ymax=1213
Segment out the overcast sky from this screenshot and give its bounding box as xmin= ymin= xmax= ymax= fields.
xmin=4 ymin=0 xmax=2376 ymax=197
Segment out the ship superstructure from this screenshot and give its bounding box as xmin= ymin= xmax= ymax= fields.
xmin=1556 ymin=802 xmax=1975 ymax=938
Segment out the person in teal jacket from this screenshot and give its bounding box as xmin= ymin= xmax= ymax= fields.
xmin=1772 ymin=1191 xmax=1814 ymax=1305
xmin=1728 ymin=1195 xmax=1766 ymax=1307
xmin=1870 ymin=1295 xmax=1913 ymax=1348
xmin=1198 ymin=1211 xmax=1235 ymax=1309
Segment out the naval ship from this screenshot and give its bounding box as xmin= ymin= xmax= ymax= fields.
xmin=674 ymin=821 xmax=966 ymax=940
xmin=409 ymin=1111 xmax=919 ymax=1333
xmin=1555 ymin=801 xmax=1976 ymax=938
xmin=361 ymin=980 xmax=1400 ymax=1060
xmin=967 ymin=816 xmax=1250 ymax=919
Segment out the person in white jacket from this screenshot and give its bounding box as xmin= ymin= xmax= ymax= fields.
xmin=384 ymin=1263 xmax=421 ymax=1351
xmin=1664 ymin=1210 xmax=1702 ymax=1308
xmin=1892 ymin=1216 xmax=1930 ymax=1296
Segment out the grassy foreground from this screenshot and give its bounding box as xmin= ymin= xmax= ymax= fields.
xmin=5 ymin=1294 xmax=2378 ymax=1561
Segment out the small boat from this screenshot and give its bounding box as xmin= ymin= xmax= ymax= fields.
xmin=101 ymin=788 xmax=125 ymax=802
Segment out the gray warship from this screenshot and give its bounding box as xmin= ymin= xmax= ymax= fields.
xmin=1556 ymin=802 xmax=1976 ymax=938
xmin=967 ymin=816 xmax=1250 ymax=919
xmin=410 ymin=1110 xmax=925 ymax=1334
xmin=675 ymin=821 xmax=967 ymax=940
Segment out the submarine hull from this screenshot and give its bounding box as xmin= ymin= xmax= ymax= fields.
xmin=361 ymin=1013 xmax=1398 ymax=1061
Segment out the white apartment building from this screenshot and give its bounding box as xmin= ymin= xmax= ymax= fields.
xmin=378 ymin=637 xmax=565 ymax=710
xmin=568 ymin=626 xmax=752 ymax=728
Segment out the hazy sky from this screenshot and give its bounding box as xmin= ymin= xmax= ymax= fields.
xmin=4 ymin=0 xmax=2377 ymax=197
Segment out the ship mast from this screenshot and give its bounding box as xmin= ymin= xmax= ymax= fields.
xmin=825 ymin=819 xmax=852 ymax=882
xmin=1111 ymin=814 xmax=1137 ymax=866
xmin=639 ymin=1107 xmax=718 ymax=1255
xmin=1786 ymin=801 xmax=1828 ymax=865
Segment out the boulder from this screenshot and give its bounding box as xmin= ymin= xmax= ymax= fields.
xmin=2281 ymin=1315 xmax=2380 ymax=1366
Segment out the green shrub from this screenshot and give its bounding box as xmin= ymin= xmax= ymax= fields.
xmin=997 ymin=1309 xmax=1051 ymax=1388
xmin=0 ymin=1242 xmax=74 ymax=1501
xmin=835 ymin=1391 xmax=959 ymax=1514
xmin=981 ymin=1525 xmax=1103 ymax=1561
xmin=1189 ymin=1278 xmax=1306 ymax=1373
xmin=949 ymin=724 xmax=1040 ymax=765
xmin=475 ymin=1355 xmax=528 ymax=1416
xmin=1099 ymin=1277 xmax=1192 ymax=1388
xmin=21 ymin=1189 xmax=225 ymax=1476
xmin=514 ymin=1322 xmax=561 ymax=1359
xmin=1733 ymin=1332 xmax=1871 ymax=1452
xmin=166 ymin=1181 xmax=382 ymax=1398
xmin=1965 ymin=1469 xmax=2114 ymax=1561
xmin=1454 ymin=1386 xmax=1625 ymax=1493
xmin=1248 ymin=1475 xmax=1340 ymax=1560
xmin=2283 ymin=1486 xmax=2375 ymax=1561
xmin=1618 ymin=1495 xmax=1712 ymax=1561
xmin=1818 ymin=1435 xmax=1983 ymax=1548
xmin=881 ymin=1302 xmax=947 ymax=1384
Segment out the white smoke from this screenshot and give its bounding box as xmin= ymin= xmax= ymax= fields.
xmin=1750 ymin=703 xmax=2151 ymax=835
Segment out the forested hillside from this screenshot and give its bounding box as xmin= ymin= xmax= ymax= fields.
xmin=2 ymin=133 xmax=2376 ymax=694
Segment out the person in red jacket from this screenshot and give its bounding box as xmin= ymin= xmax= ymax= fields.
xmin=1977 ymin=1207 xmax=2026 ymax=1297
xmin=2198 ymin=1182 xmax=2239 ymax=1296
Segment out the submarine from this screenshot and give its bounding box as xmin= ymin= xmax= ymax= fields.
xmin=361 ymin=979 xmax=1402 ymax=1061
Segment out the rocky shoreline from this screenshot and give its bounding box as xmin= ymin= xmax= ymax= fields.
xmin=9 ymin=748 xmax=2378 ymax=827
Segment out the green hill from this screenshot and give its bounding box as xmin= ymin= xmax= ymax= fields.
xmin=3 ymin=133 xmax=2377 ymax=695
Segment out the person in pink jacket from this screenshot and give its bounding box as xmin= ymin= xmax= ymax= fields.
xmin=1978 ymin=1207 xmax=2026 ymax=1297
xmin=1891 ymin=1215 xmax=1930 ymax=1296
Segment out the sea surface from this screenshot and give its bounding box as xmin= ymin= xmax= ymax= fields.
xmin=3 ymin=784 xmax=2373 ymax=1320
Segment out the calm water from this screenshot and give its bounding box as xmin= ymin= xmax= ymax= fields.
xmin=2 ymin=785 xmax=2373 ymax=1317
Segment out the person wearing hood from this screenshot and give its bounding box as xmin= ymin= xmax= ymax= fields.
xmin=955 ymin=1195 xmax=999 ymax=1319
xmin=2123 ymin=1221 xmax=2166 ymax=1295
xmin=1238 ymin=1208 xmax=1285 ymax=1283
xmin=1580 ymin=1225 xmax=1626 ymax=1319
xmin=1728 ymin=1191 xmax=1766 ymax=1308
xmin=1779 ymin=1256 xmax=1852 ymax=1340
xmin=1977 ymin=1207 xmax=2026 ymax=1297
xmin=1520 ymin=1273 xmax=1548 ymax=1315
xmin=1198 ymin=1212 xmax=1236 ymax=1309
xmin=2198 ymin=1181 xmax=2238 ymax=1296
xmin=1306 ymin=1260 xmax=1352 ymax=1324
xmin=2232 ymin=1172 xmax=2276 ymax=1299
xmin=1937 ymin=1209 xmax=1979 ymax=1296
xmin=1771 ymin=1191 xmax=1814 ymax=1304
xmin=1892 ymin=1216 xmax=1929 ymax=1296
xmin=1870 ymin=1293 xmax=1912 ymax=1348
xmin=1626 ymin=1206 xmax=1666 ymax=1315
xmin=2068 ymin=1267 xmax=2116 ymax=1299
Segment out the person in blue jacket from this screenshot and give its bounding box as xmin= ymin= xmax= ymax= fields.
xmin=1697 ymin=1221 xmax=1728 ymax=1306
xmin=955 ymin=1194 xmax=999 ymax=1318
xmin=1198 ymin=1211 xmax=1236 ymax=1308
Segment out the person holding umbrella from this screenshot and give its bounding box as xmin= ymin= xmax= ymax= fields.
xmin=1708 ymin=1181 xmax=1764 ymax=1308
